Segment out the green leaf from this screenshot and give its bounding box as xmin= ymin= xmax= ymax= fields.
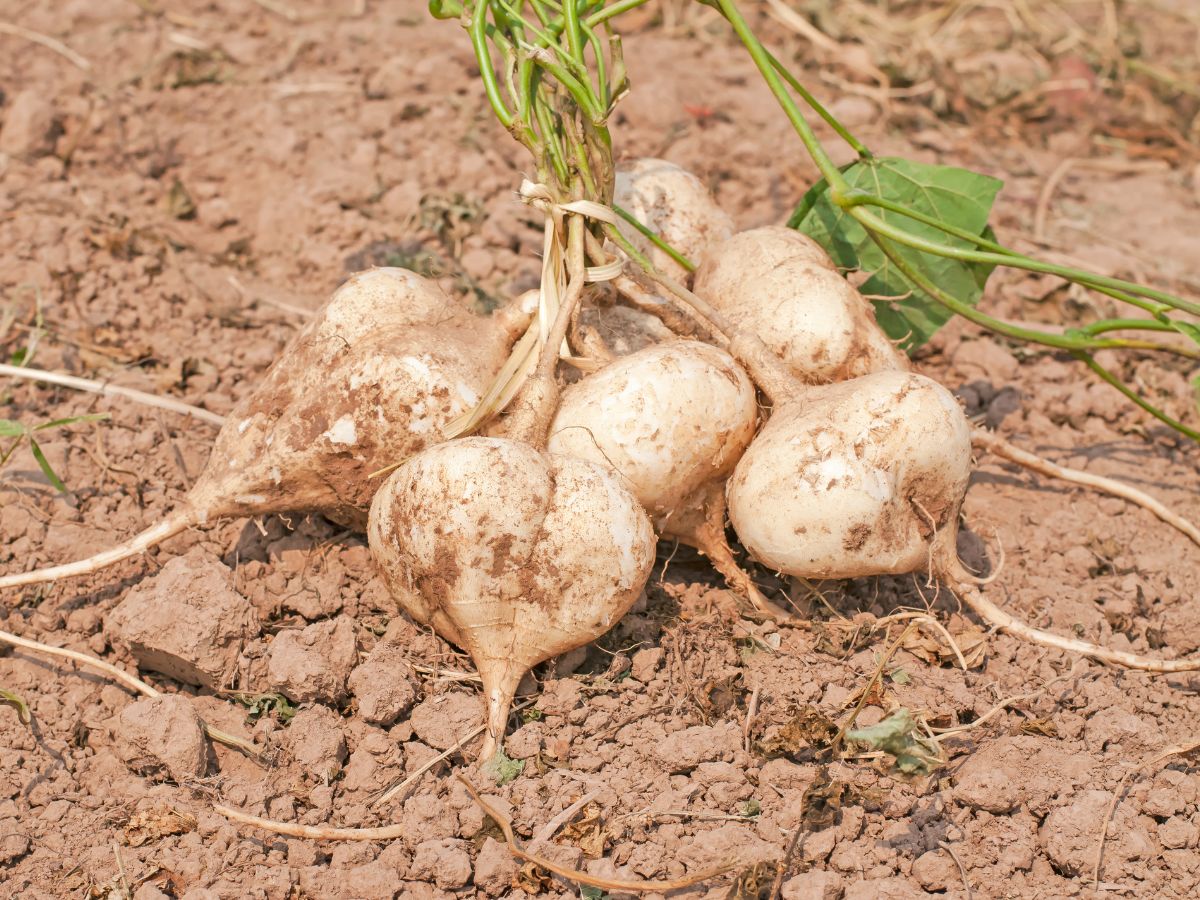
xmin=233 ymin=691 xmax=296 ymax=724
xmin=29 ymin=437 xmax=66 ymax=492
xmin=1171 ymin=320 xmax=1200 ymax=348
xmin=0 ymin=419 xmax=25 ymax=438
xmin=845 ymin=709 xmax=941 ymax=775
xmin=32 ymin=413 xmax=110 ymax=432
xmin=789 ymin=157 xmax=1003 ymax=349
xmin=481 ymin=748 xmax=525 ymax=786
xmin=0 ymin=687 xmax=32 ymax=728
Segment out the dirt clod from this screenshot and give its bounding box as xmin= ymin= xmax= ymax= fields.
xmin=348 ymin=644 xmax=418 ymax=726
xmin=1040 ymin=789 xmax=1114 ymax=875
xmin=266 ymin=617 xmax=358 ymax=704
xmin=655 ymin=722 xmax=741 ymax=772
xmin=410 ymin=837 xmax=473 ymax=889
xmin=473 ymin=836 xmax=519 ymax=896
xmin=409 ymin=692 xmax=484 ymax=750
xmin=114 ymin=694 xmax=211 ymax=783
xmin=0 ymin=91 xmax=58 ymax=159
xmin=105 ymin=548 xmax=258 ymax=689
xmin=781 ymin=869 xmax=844 ymax=900
xmin=284 ymin=705 xmax=348 ymax=781
xmin=911 ymin=848 xmax=961 ymax=891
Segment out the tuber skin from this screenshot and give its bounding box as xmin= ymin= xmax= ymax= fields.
xmin=368 ymin=437 xmax=656 ymax=759
xmin=546 ymin=339 xmax=774 ymax=610
xmin=548 ymin=340 xmax=757 ymax=523
xmin=693 ymin=226 xmax=907 ymax=383
xmin=0 ymin=269 xmax=534 ymax=591
xmin=613 ymin=158 xmax=735 ymax=282
xmin=727 ymin=371 xmax=971 ymax=579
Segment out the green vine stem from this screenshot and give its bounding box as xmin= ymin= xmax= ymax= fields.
xmin=710 ymin=0 xmax=1200 ymax=441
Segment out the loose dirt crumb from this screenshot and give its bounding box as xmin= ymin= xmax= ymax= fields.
xmin=349 ymin=643 xmax=418 ymax=726
xmin=114 ymin=695 xmax=211 ymax=783
xmin=266 ymin=617 xmax=358 ymax=704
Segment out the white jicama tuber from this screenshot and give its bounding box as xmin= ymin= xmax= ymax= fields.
xmin=368 ymin=437 xmax=655 ymax=759
xmin=693 ymin=225 xmax=907 ymax=383
xmin=613 ymin=158 xmax=734 ymax=281
xmin=548 ymin=341 xmax=757 ymax=523
xmin=0 ymin=269 xmax=534 ymax=591
xmin=728 ymin=371 xmax=970 ymax=578
xmin=546 ymin=340 xmax=772 ymax=608
xmin=725 ymin=369 xmax=1200 ymax=672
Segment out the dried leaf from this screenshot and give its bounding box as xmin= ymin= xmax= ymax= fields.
xmin=123 ymin=807 xmax=197 ymax=847
xmin=1017 ymin=718 xmax=1059 ymax=738
xmin=559 ymin=802 xmax=607 ymax=859
xmin=757 ymin=706 xmax=838 ymax=757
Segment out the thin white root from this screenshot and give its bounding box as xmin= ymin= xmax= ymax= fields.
xmin=0 ymin=22 xmax=91 ymax=71
xmin=0 ymin=363 xmax=226 ymax=426
xmin=0 ymin=629 xmax=158 ymax=696
xmin=973 ymin=429 xmax=1200 ymax=549
xmin=0 ymin=508 xmax=197 ymax=591
xmin=216 ymin=804 xmax=409 ymax=841
xmin=946 ymin=574 xmax=1200 ymax=673
xmin=0 ymin=629 xmax=260 ymax=757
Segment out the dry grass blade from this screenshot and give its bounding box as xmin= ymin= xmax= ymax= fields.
xmin=216 ymin=804 xmax=411 ymax=842
xmin=456 ymin=775 xmax=741 ymax=893
xmin=0 ymin=363 xmax=226 ymax=427
xmin=0 ymin=22 xmax=92 ymax=71
xmin=443 ymin=320 xmax=540 ymax=438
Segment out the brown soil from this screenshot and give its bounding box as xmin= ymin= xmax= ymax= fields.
xmin=2 ymin=1 xmax=1200 ymax=898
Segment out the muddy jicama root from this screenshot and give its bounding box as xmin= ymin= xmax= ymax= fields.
xmin=546 ymin=340 xmax=773 ymax=609
xmin=693 ymin=225 xmax=906 ymax=383
xmin=0 ymin=269 xmax=534 ymax=592
xmin=613 ymin=158 xmax=734 ymax=282
xmin=368 ymin=437 xmax=655 ymax=759
xmin=726 ymin=370 xmax=1200 ymax=672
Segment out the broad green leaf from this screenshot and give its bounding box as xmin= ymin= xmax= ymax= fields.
xmin=32 ymin=413 xmax=110 ymax=432
xmin=29 ymin=437 xmax=66 ymax=492
xmin=0 ymin=687 xmax=31 ymax=728
xmin=789 ymin=157 xmax=1003 ymax=349
xmin=0 ymin=419 xmax=25 ymax=438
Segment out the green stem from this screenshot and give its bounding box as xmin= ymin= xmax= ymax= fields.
xmin=714 ymin=0 xmax=847 ymax=193
xmin=585 ymin=0 xmax=650 ymax=28
xmin=765 ymin=49 xmax=872 ymax=159
xmin=1081 ymin=318 xmax=1181 ymax=336
xmin=469 ymin=1 xmax=516 ymax=128
xmin=561 ymin=0 xmax=585 ymax=62
xmin=840 ymin=194 xmax=1175 ymax=318
xmin=850 ymin=206 xmax=1200 ymax=319
xmin=582 ymin=21 xmax=609 ymax=110
xmin=532 ymin=86 xmax=570 ymax=186
xmin=611 ymin=203 xmax=697 ymax=272
xmin=867 ymin=232 xmax=1131 ymax=353
xmin=1076 ymin=353 xmax=1200 ymax=441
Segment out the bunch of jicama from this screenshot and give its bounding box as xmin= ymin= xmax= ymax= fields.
xmin=8 ymin=159 xmax=1200 ymax=768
